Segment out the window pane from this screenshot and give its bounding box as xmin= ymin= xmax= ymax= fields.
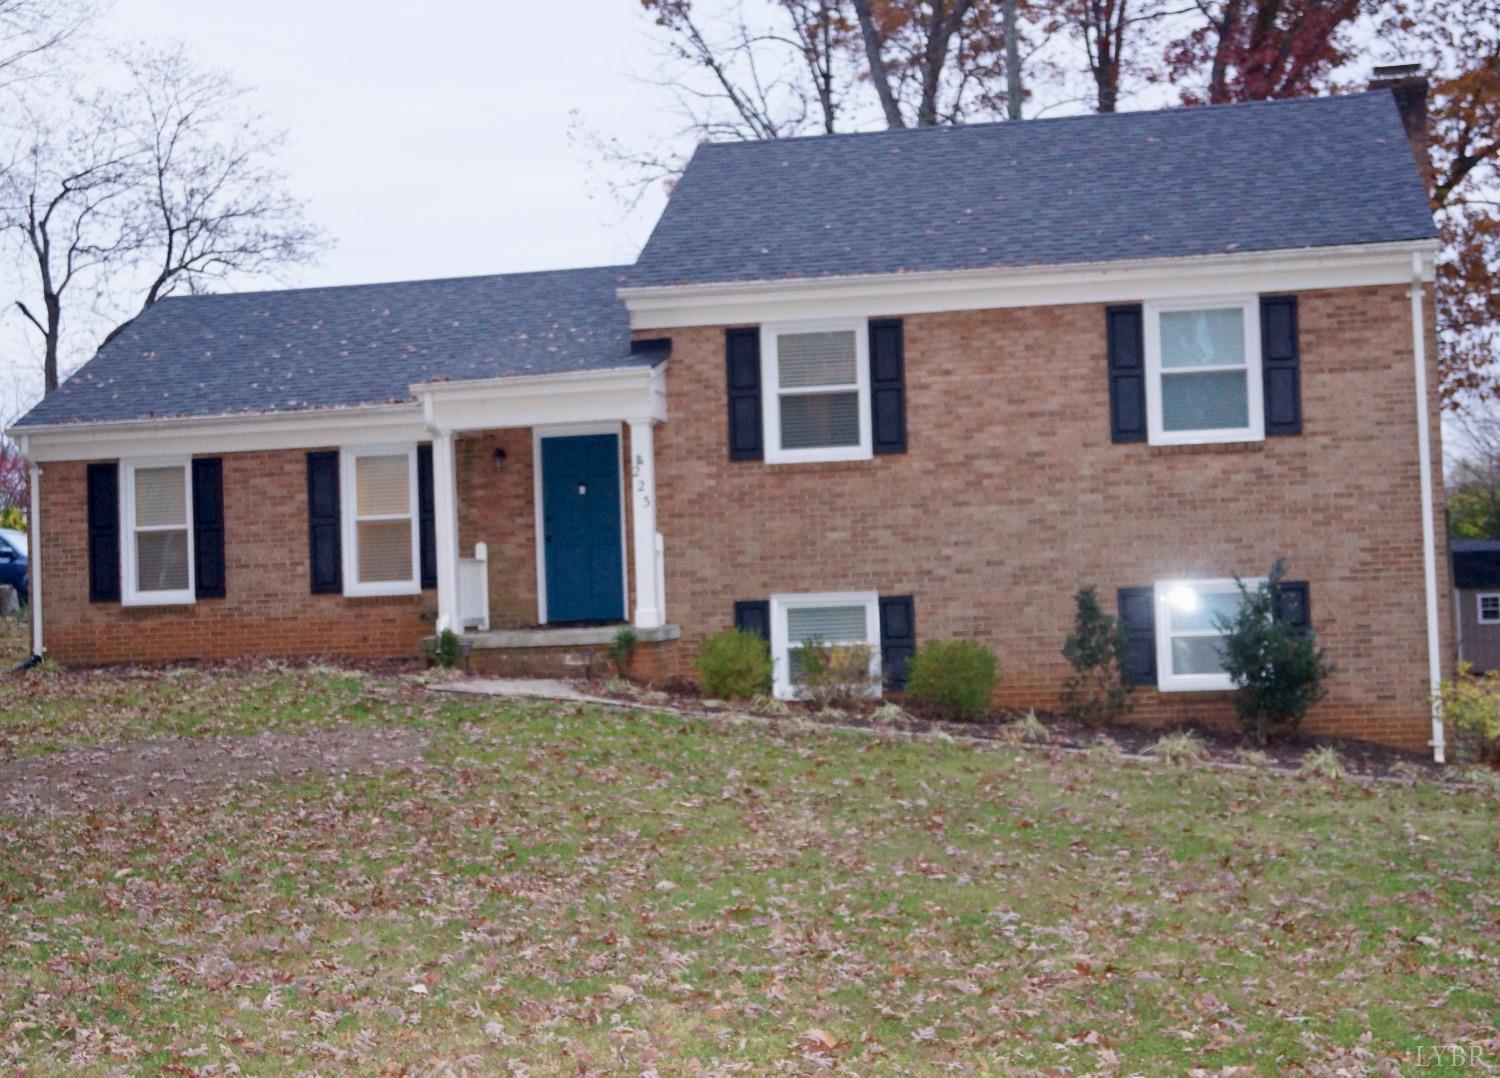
xmin=357 ymin=519 xmax=412 ymax=582
xmin=780 ymin=391 xmax=860 ymax=449
xmin=136 ymin=529 xmax=189 ymax=592
xmin=134 ymin=466 xmax=187 ymax=528
xmin=1171 ymin=634 xmax=1228 ymax=676
xmin=1159 ymin=308 xmax=1245 ymax=369
xmin=787 ymin=605 xmax=868 ymax=645
xmin=356 ymin=455 xmax=410 ymax=517
xmin=1161 ymin=370 xmax=1249 ymax=431
xmin=778 ymin=330 xmax=857 ymax=388
xmin=1167 ymin=588 xmax=1242 ymax=633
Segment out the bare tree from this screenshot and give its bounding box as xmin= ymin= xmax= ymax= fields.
xmin=851 ymin=0 xmax=978 ymax=126
xmin=2 ymin=46 xmax=325 ymax=395
xmin=4 ymin=97 xmax=138 ymax=393
xmin=119 ymin=45 xmax=324 ymax=319
xmin=0 ymin=0 xmax=97 ymax=89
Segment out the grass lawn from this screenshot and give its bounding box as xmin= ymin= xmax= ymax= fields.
xmin=1 ymin=624 xmax=1496 ymax=1072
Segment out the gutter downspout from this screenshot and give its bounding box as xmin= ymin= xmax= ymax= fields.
xmin=1410 ymin=252 xmax=1445 ymax=763
xmin=25 ymin=445 xmax=43 ymax=662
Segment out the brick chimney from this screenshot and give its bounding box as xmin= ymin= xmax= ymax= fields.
xmin=1370 ymin=63 xmax=1431 ymax=191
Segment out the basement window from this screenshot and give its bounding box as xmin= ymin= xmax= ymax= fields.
xmin=769 ymin=591 xmax=880 ymax=699
xmin=1154 ymin=578 xmax=1262 ymax=692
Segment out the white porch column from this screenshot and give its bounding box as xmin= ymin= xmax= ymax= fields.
xmin=431 ymin=430 xmax=462 ymax=634
xmin=628 ymin=419 xmax=664 ymax=629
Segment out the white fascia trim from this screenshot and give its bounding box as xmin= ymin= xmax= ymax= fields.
xmin=621 ymin=239 xmax=1440 ymax=329
xmin=416 ymin=365 xmax=668 ymax=434
xmin=15 ymin=403 xmax=426 ymax=463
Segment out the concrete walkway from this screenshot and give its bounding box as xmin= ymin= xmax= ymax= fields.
xmin=428 ymin=677 xmax=621 ymax=707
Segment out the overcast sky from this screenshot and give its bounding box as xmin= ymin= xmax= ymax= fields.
xmin=99 ymin=0 xmax=672 ymax=284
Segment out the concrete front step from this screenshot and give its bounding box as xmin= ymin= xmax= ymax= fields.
xmin=442 ymin=623 xmax=682 ymax=680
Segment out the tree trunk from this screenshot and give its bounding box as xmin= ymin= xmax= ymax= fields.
xmin=1003 ymin=0 xmax=1023 ymax=119
xmin=43 ymin=292 xmax=60 ymax=394
xmin=852 ymin=0 xmax=905 ymax=128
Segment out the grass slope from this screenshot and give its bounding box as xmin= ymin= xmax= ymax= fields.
xmin=0 ymin=659 xmax=1495 ymax=1073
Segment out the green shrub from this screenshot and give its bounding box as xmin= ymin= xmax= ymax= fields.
xmin=608 ymin=626 xmax=638 ymax=677
xmin=0 ymin=506 xmax=23 ymax=532
xmin=790 ymin=640 xmax=876 ymax=709
xmin=1060 ymin=585 xmax=1133 ymax=726
xmin=905 ymin=640 xmax=998 ymax=722
xmin=1217 ymin=560 xmax=1331 ymax=744
xmin=432 ymin=628 xmax=465 ymax=669
xmin=695 ymin=629 xmax=772 ymax=701
xmin=1440 ymin=663 xmax=1500 ymax=764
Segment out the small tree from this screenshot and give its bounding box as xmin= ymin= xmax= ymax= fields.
xmin=1216 ymin=560 xmax=1331 ymax=743
xmin=1060 ymin=585 xmax=1133 ymax=725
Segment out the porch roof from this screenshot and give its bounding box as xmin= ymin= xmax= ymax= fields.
xmin=15 ymin=265 xmax=651 ymax=430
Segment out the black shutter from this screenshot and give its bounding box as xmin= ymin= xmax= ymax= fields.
xmin=416 ymin=444 xmax=436 ymax=590
xmin=191 ymin=457 xmax=226 ymax=599
xmin=879 ymin=594 xmax=916 ymax=690
xmin=86 ymin=462 xmax=120 ymax=603
xmin=1106 ymin=305 xmax=1147 ymax=443
xmin=733 ymin=599 xmax=770 ymax=642
xmin=1275 ymin=580 xmax=1311 ymax=633
xmin=1261 ymin=295 xmax=1302 ymax=436
xmin=1117 ymin=586 xmax=1157 ymax=686
xmin=726 ymin=328 xmax=763 ymax=461
xmin=306 ymin=451 xmax=342 ymax=594
xmin=869 ymin=319 xmax=907 ymax=455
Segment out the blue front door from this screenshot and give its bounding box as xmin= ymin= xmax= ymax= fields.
xmin=541 ymin=433 xmax=625 ymax=623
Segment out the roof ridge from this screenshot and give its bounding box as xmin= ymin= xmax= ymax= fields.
xmin=694 ymin=90 xmax=1390 ymax=153
xmin=157 ymin=262 xmax=634 ymax=304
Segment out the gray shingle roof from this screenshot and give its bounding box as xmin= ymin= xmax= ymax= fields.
xmin=628 ymin=92 xmax=1436 ymax=289
xmin=15 ymin=265 xmax=644 ymax=427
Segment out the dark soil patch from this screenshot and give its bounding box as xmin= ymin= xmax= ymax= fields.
xmin=0 ymin=726 xmax=429 ymax=816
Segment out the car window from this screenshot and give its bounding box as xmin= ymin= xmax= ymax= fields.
xmin=0 ymin=531 xmax=26 ymax=558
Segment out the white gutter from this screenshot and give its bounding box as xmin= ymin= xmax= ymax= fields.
xmin=26 ymin=449 xmax=42 ymax=660
xmin=1410 ymin=252 xmax=1445 ymax=763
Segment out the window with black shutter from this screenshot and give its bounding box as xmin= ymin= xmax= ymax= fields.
xmin=86 ymin=462 xmax=120 ymax=603
xmin=1107 ymin=305 xmax=1146 ymax=443
xmin=306 ymin=451 xmax=342 ymax=594
xmin=1260 ymin=296 xmax=1302 ymax=436
xmin=1116 ymin=586 xmax=1157 ymax=686
xmin=733 ymin=599 xmax=770 ymax=641
xmin=869 ymin=320 xmax=907 ymax=455
xmin=878 ymin=594 xmax=915 ymax=689
xmin=191 ymin=457 xmax=226 ymax=599
xmin=726 ymin=328 xmax=763 ymax=461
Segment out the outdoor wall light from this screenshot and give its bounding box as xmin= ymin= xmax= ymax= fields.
xmin=1163 ymin=583 xmax=1199 ymax=613
xmin=491 ymin=447 xmax=507 ymax=471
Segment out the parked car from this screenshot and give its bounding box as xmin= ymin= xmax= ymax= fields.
xmin=0 ymin=528 xmax=28 ymax=605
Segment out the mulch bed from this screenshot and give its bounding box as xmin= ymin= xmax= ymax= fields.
xmin=589 ymin=678 xmax=1462 ymax=782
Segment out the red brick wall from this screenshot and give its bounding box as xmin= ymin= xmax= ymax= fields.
xmin=647 ymin=284 xmax=1451 ymax=751
xmin=38 ymin=450 xmax=433 ymax=664
xmin=456 ymin=429 xmax=538 ymax=629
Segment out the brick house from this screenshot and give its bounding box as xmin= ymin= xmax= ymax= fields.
xmin=9 ymin=85 xmax=1453 ymax=756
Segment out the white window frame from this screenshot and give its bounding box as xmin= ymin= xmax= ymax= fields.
xmin=1478 ymin=593 xmax=1500 ymax=625
xmin=1153 ymin=576 xmax=1265 ymax=692
xmin=761 ymin=318 xmax=872 ymax=464
xmin=120 ymin=457 xmax=196 ymax=607
xmin=340 ymin=443 xmax=422 ymax=598
xmin=769 ymin=590 xmax=882 ymax=700
xmin=1144 ymin=296 xmax=1264 ymax=446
